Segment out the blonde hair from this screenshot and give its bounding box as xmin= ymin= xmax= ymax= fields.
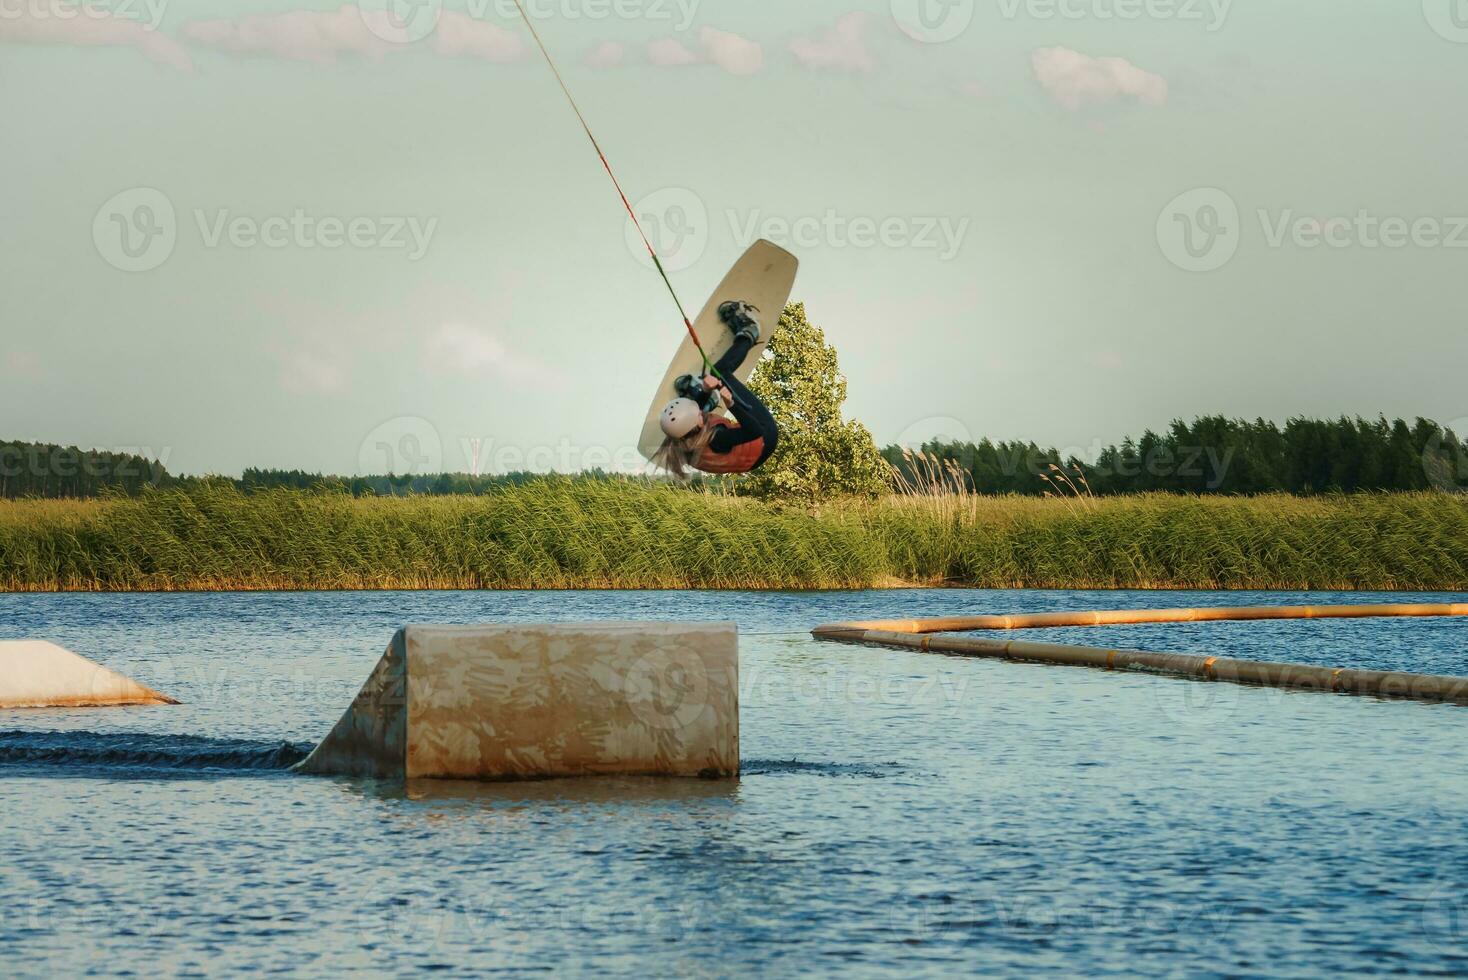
xmin=655 ymin=422 xmax=716 ymax=479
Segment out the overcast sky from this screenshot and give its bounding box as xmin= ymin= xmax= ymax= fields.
xmin=3 ymin=0 xmax=1466 ymax=477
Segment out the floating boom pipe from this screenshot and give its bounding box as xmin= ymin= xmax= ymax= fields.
xmin=813 ymin=604 xmax=1468 ymax=706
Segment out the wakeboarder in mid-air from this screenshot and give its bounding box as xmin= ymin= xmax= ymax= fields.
xmin=507 ymin=3 xmax=796 ymax=477
xmin=655 ymin=301 xmax=780 ymax=477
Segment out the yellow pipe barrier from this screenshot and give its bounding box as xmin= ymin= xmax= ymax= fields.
xmin=812 ymin=604 xmax=1468 ymax=706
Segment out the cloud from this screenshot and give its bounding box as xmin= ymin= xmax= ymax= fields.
xmin=1031 ymin=47 xmax=1168 ymax=111
xmin=181 ymin=6 xmax=524 ymax=66
xmin=5 ymin=351 xmax=40 ymax=372
xmin=272 ymin=345 xmax=347 ymax=394
xmin=700 ymin=27 xmax=762 ymax=76
xmin=789 ymin=12 xmax=873 ymax=74
xmin=0 ymin=6 xmax=193 ymax=70
xmin=647 ymin=37 xmax=698 ymax=67
xmin=183 ymin=8 xmax=390 ymax=65
xmin=584 ymin=40 xmax=624 ymax=70
xmin=432 ymin=13 xmax=523 ymax=62
xmin=647 ymin=28 xmax=762 ymax=76
xmin=424 ymin=323 xmax=559 ymax=386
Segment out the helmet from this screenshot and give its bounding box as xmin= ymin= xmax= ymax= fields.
xmin=659 ymin=398 xmax=704 ymax=439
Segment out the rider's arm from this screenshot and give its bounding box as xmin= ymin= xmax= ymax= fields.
xmin=705 ymin=377 xmax=767 ymax=453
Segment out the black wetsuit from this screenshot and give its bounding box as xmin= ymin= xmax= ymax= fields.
xmin=707 ymin=335 xmax=779 ymax=469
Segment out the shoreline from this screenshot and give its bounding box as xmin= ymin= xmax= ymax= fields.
xmin=3 ymin=484 xmax=1466 ymax=594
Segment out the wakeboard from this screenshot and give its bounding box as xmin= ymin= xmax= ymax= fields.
xmin=638 ymin=239 xmax=799 ymax=461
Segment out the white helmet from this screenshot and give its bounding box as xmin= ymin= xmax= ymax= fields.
xmin=659 ymin=398 xmax=704 ymax=439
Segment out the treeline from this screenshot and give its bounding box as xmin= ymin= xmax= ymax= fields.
xmin=885 ymin=416 xmax=1468 ymax=496
xmin=7 ymin=415 xmax=1466 ymax=501
xmin=237 ymin=468 xmax=606 ymax=497
xmin=0 ymin=441 xmax=179 ymax=500
xmin=0 ymin=442 xmax=601 ymax=500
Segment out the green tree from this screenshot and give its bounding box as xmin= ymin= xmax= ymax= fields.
xmin=741 ymin=302 xmax=889 ymax=502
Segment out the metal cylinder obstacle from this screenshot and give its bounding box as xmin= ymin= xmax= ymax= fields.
xmin=813 ymin=604 xmax=1468 ymax=706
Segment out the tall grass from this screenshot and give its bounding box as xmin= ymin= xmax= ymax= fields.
xmin=1 ymin=481 xmax=1465 ymax=592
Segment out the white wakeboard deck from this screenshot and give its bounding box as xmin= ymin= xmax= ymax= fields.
xmin=638 ymin=239 xmax=799 ymax=461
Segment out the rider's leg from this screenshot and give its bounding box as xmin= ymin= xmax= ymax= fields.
xmin=714 ymin=334 xmax=755 ymax=378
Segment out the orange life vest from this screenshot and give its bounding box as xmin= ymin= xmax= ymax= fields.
xmin=695 ymin=416 xmax=766 ymax=475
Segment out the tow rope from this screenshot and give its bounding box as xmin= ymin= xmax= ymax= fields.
xmin=509 ymin=0 xmax=717 ymax=377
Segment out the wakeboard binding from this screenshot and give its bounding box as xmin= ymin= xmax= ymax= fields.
xmin=718 ymin=300 xmax=762 ymax=345
xmin=674 ymin=373 xmax=722 ymax=414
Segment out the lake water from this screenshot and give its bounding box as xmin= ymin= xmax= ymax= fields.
xmin=4 ymin=589 xmax=1468 ymax=976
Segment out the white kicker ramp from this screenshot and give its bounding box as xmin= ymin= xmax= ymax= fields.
xmin=0 ymin=640 xmax=177 ymax=708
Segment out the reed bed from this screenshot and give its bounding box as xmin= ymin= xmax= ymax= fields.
xmin=1 ymin=482 xmax=1465 ymax=592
